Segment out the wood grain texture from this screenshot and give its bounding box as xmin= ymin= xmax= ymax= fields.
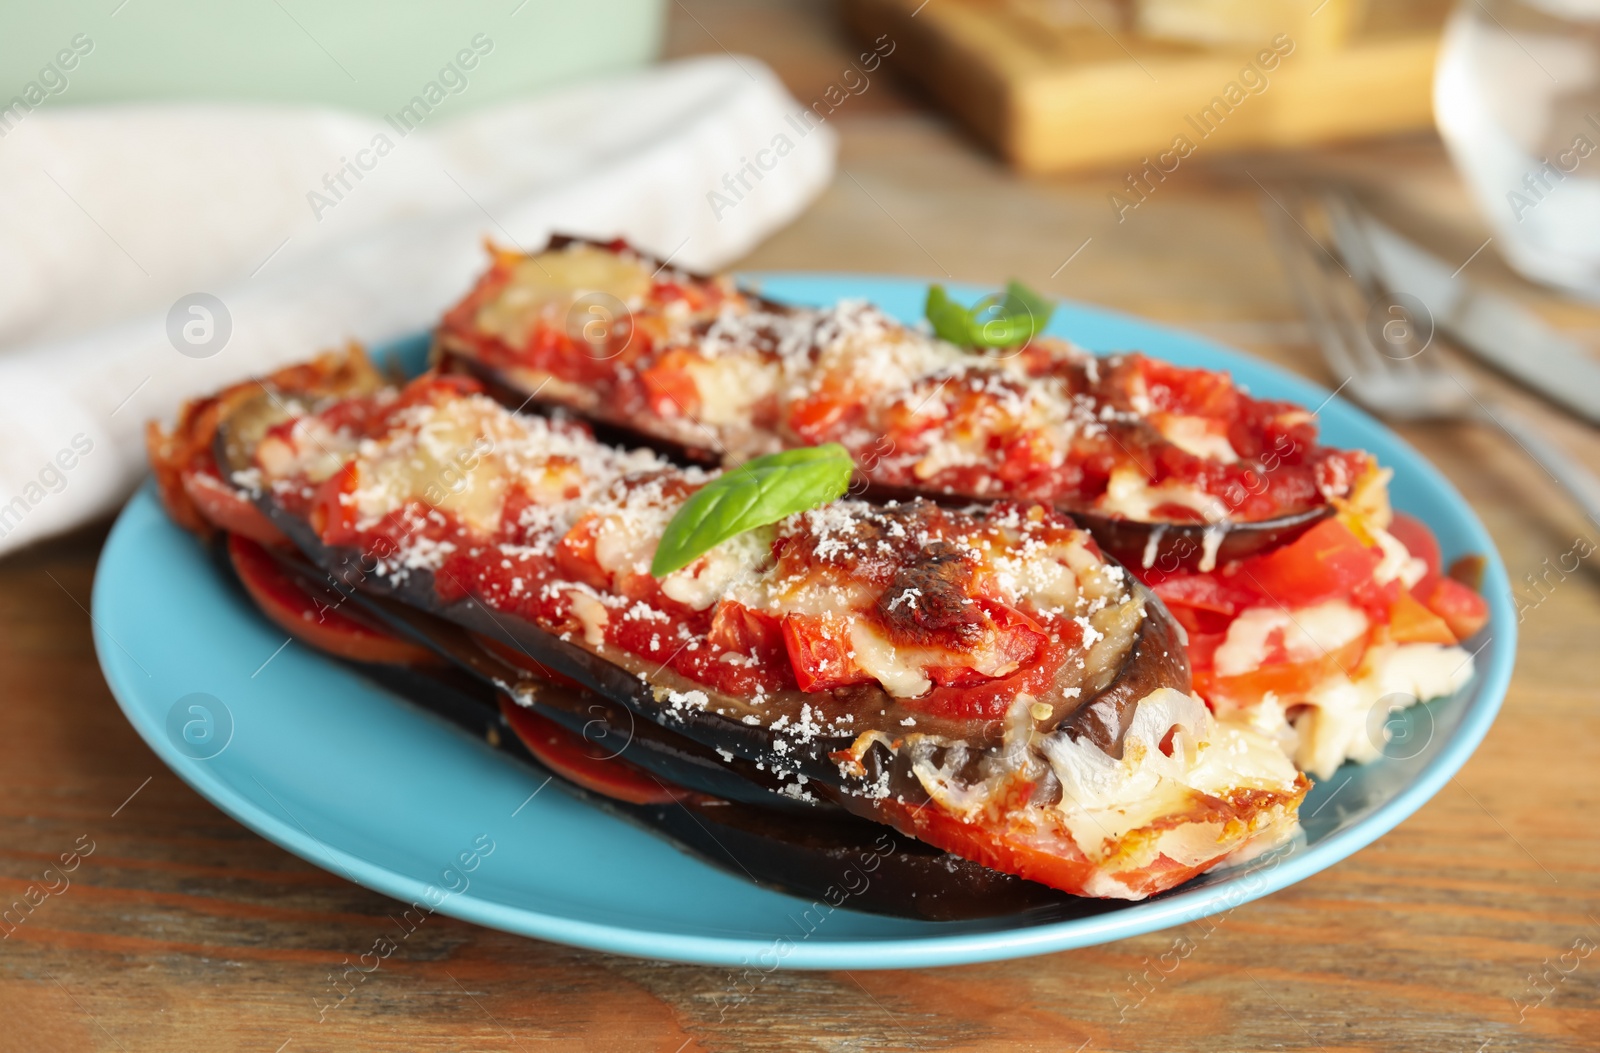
xmin=842 ymin=0 xmax=1448 ymax=173
xmin=3 ymin=2 xmax=1599 ymax=1050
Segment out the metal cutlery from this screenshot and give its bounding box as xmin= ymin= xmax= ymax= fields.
xmin=1259 ymin=188 xmax=1600 ymax=532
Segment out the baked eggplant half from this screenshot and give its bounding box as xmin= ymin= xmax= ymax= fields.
xmin=152 ymin=348 xmax=1305 ymax=902
xmin=159 ymin=365 xmax=1094 ymax=920
xmin=431 ymin=238 xmax=1492 ymax=780
xmin=432 ymin=236 xmax=1368 ymax=571
xmin=219 ymin=531 xmax=1084 ymax=920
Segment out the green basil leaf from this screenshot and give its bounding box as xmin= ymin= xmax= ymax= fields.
xmin=1001 ymin=280 xmax=1054 ymax=335
xmin=925 ymin=285 xmax=976 ymax=346
xmin=650 ymin=443 xmax=854 ymax=577
xmin=924 ymin=280 xmax=1055 ymax=349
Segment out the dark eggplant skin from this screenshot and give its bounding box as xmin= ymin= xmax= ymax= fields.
xmin=244 ymin=540 xmax=833 ymax=813
xmin=242 ymin=478 xmax=1191 ymax=794
xmin=630 ymin=796 xmax=1104 ymax=923
xmin=213 ymin=535 xmax=1086 ymax=920
xmin=213 ymin=391 xmax=1191 ymax=802
xmin=1069 ymin=505 xmax=1335 ymax=575
xmin=436 ymin=346 xmax=1343 ymax=574
xmin=440 ymin=348 xmax=721 ymax=467
xmin=431 ymin=232 xmax=1343 ymax=574
xmin=322 ymin=639 xmax=1087 ymax=922
xmin=1061 ymin=587 xmax=1188 ymax=757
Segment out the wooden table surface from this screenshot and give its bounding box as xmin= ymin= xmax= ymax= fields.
xmin=4 ymin=3 xmax=1598 ymax=1050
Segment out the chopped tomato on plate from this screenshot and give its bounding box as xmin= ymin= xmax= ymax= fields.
xmin=229 ymin=532 xmax=438 ymax=667
xmin=1385 ymin=592 xmax=1456 ymax=645
xmin=1241 ymin=518 xmax=1382 ymax=609
xmin=1194 ymin=633 xmax=1368 ymax=712
xmin=1420 ymin=577 xmax=1490 ymax=640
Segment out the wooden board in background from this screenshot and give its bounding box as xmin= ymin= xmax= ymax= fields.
xmin=844 ymin=0 xmax=1451 ymax=173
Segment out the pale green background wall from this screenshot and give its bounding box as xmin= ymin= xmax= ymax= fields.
xmin=0 ymin=0 xmax=667 ymax=113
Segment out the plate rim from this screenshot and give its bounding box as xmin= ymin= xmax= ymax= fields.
xmin=92 ymin=273 xmax=1517 ymax=969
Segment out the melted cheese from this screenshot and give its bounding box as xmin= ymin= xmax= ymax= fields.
xmin=1292 ymin=642 xmax=1474 ymax=778
xmin=351 ymin=398 xmax=514 ymax=536
xmin=1098 ymin=466 xmax=1230 ymax=522
xmin=590 ymin=484 xmax=678 ymax=577
xmin=907 ymin=739 xmax=991 ymax=816
xmin=1159 ymin=414 xmax=1239 ymax=463
xmin=1006 ymin=546 xmax=1080 ymax=612
xmin=911 ymin=438 xmax=982 ymax=481
xmin=1039 ymin=687 xmax=1302 ymax=886
xmin=567 ymin=590 xmax=610 ymax=647
xmin=683 ymin=354 xmax=780 ymax=428
xmin=256 ymin=417 xmax=362 ymax=485
xmin=1084 ymin=597 xmax=1145 ymax=688
xmin=1371 ymin=525 xmax=1428 ymax=588
xmin=475 ymin=244 xmax=653 ymax=345
xmin=1212 ymin=600 xmax=1369 ymax=678
xmin=845 ymin=616 xmax=1033 ymax=701
xmin=658 ymin=527 xmax=775 ymax=610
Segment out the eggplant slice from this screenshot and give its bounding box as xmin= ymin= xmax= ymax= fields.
xmin=432 ymin=235 xmax=1365 ymax=573
xmin=241 ymin=534 xmax=848 ymax=813
xmin=1067 ymin=505 xmax=1333 ymax=574
xmin=213 ymin=539 xmax=1081 ymax=921
xmin=370 ymin=662 xmax=1101 ymax=922
xmin=191 ymin=355 xmax=1304 ymax=902
xmin=439 ymin=344 xmax=1334 ymax=571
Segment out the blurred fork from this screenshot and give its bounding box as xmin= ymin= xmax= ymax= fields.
xmin=1260 ymin=187 xmax=1600 ymax=532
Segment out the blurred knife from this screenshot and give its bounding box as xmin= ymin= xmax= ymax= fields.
xmin=1325 ymin=197 xmax=1600 ymax=426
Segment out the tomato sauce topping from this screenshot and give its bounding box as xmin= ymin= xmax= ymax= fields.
xmin=242 ymin=374 xmax=1147 ymax=732
xmin=439 ymin=241 xmax=1371 ymax=525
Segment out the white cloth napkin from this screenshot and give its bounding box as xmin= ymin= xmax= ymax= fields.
xmin=0 ymin=55 xmax=835 ymax=555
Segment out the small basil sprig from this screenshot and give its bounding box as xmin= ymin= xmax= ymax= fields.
xmin=925 ymin=280 xmax=1054 ymax=348
xmin=650 ymin=444 xmax=853 ymax=577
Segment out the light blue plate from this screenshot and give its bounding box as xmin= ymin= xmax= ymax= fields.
xmin=92 ymin=275 xmax=1515 ymax=969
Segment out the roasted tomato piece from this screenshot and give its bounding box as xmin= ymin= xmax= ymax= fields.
xmin=1239 ymin=518 xmax=1382 ymax=608
xmin=1195 ymin=633 xmax=1368 ymax=712
xmin=787 ymin=388 xmax=852 ymax=442
xmin=181 ymin=463 xmax=288 ymax=547
xmin=911 ymin=638 xmax=1067 ymax=721
xmin=996 ymin=431 xmax=1058 ymax=485
xmin=1421 ymin=577 xmax=1490 ymax=640
xmin=639 ymin=348 xmax=703 ymax=417
xmin=228 ymin=532 xmax=437 ymax=666
xmin=1137 ymin=356 xmax=1239 ymax=418
xmin=923 ymin=604 xmax=1048 ymax=685
xmin=1386 ymin=592 xmax=1457 ymax=645
xmin=1147 ymin=570 xmax=1261 ymax=635
xmin=781 ymin=612 xmax=871 ymax=692
xmin=498 ymin=697 xmax=690 ymax=806
xmin=555 ymin=516 xmax=611 ymax=590
xmin=708 ymin=600 xmax=787 ymax=664
xmin=309 ymin=464 xmax=361 ymax=547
